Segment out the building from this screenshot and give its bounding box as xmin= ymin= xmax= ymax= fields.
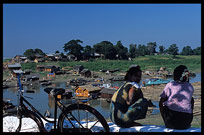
xmin=34 ymin=58 xmax=45 ymax=63
xmin=73 ymin=65 xmax=84 ymax=74
xmin=75 ymin=87 xmax=89 ymax=97
xmin=80 ymin=69 xmax=91 ymax=77
xmin=45 ymin=65 xmax=60 ymax=73
xmin=36 ymin=65 xmax=46 ymax=71
xmin=7 ymin=63 xmax=21 ymax=71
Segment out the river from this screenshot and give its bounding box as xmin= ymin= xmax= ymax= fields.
xmin=3 ymin=72 xmax=201 ymax=120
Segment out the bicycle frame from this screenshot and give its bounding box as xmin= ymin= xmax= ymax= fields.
xmin=16 ymin=74 xmax=87 ymax=132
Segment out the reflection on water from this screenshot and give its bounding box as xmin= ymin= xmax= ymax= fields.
xmin=3 ymin=73 xmax=201 ymax=119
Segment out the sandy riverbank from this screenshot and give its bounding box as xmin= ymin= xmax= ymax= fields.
xmin=3 ymin=71 xmax=201 ymax=128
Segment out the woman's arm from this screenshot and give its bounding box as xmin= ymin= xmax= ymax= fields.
xmin=127 ymin=86 xmax=143 ymax=105
xmin=127 ymin=86 xmax=136 ymax=105
xmin=159 ymin=97 xmax=168 ymax=119
xmin=191 ymin=97 xmax=194 ymax=110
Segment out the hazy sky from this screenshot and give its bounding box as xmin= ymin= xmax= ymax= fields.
xmin=3 ymin=4 xmax=201 ymax=58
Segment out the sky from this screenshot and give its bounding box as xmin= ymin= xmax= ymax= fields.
xmin=3 ymin=4 xmax=201 ymax=58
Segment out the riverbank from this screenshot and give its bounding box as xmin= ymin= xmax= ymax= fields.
xmin=3 ymin=69 xmax=201 ymax=128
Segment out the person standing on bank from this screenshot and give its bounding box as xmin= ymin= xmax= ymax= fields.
xmin=159 ymin=65 xmax=194 ymax=129
xmin=110 ymin=65 xmax=149 ymax=127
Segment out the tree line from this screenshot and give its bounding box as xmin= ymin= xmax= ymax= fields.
xmin=23 ymin=39 xmax=201 ymax=60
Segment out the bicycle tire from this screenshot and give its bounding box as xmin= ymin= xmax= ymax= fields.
xmin=58 ymin=104 xmax=110 ymax=132
xmin=3 ymin=110 xmax=46 ymax=132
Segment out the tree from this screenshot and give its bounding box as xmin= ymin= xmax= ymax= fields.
xmin=192 ymin=46 xmax=201 ymax=55
xmin=167 ymin=44 xmax=179 ymax=58
xmin=60 ymin=52 xmax=65 ymax=57
xmin=159 ymin=46 xmax=165 ymax=54
xmin=34 ymin=48 xmax=45 ymax=56
xmin=129 ymin=44 xmax=137 ymax=58
xmin=181 ymin=46 xmax=193 ymax=55
xmin=82 ymin=45 xmax=94 ymax=60
xmin=137 ymin=44 xmax=147 ymax=56
xmin=23 ymin=49 xmax=36 ymax=60
xmin=55 ymin=50 xmax=60 ymax=54
xmin=83 ymin=45 xmax=94 ymax=54
xmin=93 ymin=41 xmax=117 ymax=59
xmin=114 ymin=41 xmax=128 ymax=59
xmin=147 ymin=42 xmax=157 ymax=55
xmin=63 ymin=39 xmax=84 ymax=60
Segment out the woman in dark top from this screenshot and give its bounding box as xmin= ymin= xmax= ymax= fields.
xmin=110 ymin=65 xmax=149 ymax=127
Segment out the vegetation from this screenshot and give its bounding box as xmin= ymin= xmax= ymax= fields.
xmin=23 ymin=48 xmax=45 ymax=60
xmin=20 ymin=39 xmax=201 ymax=62
xmin=19 ymin=55 xmax=201 ymax=73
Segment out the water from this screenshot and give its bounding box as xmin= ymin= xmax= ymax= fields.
xmin=3 ymin=73 xmax=201 ymax=119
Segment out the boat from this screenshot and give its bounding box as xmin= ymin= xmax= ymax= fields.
xmin=92 ymin=83 xmax=111 ymax=88
xmin=40 ymin=80 xmax=52 ymax=86
xmin=69 ymin=78 xmax=87 ymax=86
xmin=145 ymin=78 xmax=171 ymax=86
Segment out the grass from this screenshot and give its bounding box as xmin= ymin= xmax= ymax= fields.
xmin=16 ymin=55 xmax=201 ymax=73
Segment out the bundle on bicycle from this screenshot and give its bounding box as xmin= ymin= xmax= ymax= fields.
xmin=3 ymin=74 xmax=109 ymax=132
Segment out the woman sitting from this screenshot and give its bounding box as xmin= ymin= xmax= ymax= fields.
xmin=110 ymin=65 xmax=149 ymax=128
xmin=159 ymin=65 xmax=194 ymax=129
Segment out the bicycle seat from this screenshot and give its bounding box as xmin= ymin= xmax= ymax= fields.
xmin=44 ymin=87 xmax=65 ymax=97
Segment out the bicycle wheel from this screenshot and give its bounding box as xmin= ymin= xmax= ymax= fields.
xmin=58 ymin=104 xmax=109 ymax=132
xmin=3 ymin=110 xmax=45 ymax=132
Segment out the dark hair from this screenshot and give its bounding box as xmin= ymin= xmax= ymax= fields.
xmin=125 ymin=65 xmax=141 ymax=81
xmin=173 ymin=65 xmax=189 ymax=82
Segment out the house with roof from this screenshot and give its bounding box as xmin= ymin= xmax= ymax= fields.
xmin=45 ymin=53 xmax=56 ymax=61
xmin=36 ymin=65 xmax=46 ymax=71
xmin=7 ymin=63 xmax=21 ymax=71
xmin=73 ymin=65 xmax=84 ymax=74
xmin=34 ymin=58 xmax=45 ymax=63
xmin=45 ymin=65 xmax=60 ymax=73
xmin=80 ymin=69 xmax=91 ymax=78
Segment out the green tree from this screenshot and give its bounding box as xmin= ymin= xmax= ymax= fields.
xmin=55 ymin=50 xmax=60 ymax=54
xmin=192 ymin=46 xmax=201 ymax=55
xmin=168 ymin=44 xmax=179 ymax=58
xmin=60 ymin=52 xmax=65 ymax=57
xmin=159 ymin=45 xmax=165 ymax=54
xmin=129 ymin=44 xmax=137 ymax=58
xmin=23 ymin=49 xmax=36 ymax=60
xmin=63 ymin=39 xmax=84 ymax=60
xmin=181 ymin=46 xmax=193 ymax=55
xmin=83 ymin=45 xmax=94 ymax=54
xmin=93 ymin=41 xmax=117 ymax=59
xmin=137 ymin=44 xmax=147 ymax=56
xmin=34 ymin=48 xmax=45 ymax=56
xmin=114 ymin=41 xmax=128 ymax=59
xmin=147 ymin=42 xmax=157 ymax=55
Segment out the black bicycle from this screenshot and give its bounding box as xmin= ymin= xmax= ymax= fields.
xmin=3 ymin=74 xmax=109 ymax=132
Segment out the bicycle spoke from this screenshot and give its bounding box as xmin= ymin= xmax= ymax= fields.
xmin=89 ymin=120 xmax=99 ymax=130
xmin=58 ymin=104 xmax=109 ymax=132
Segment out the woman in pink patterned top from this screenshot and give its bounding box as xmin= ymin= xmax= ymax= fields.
xmin=159 ymin=65 xmax=194 ymax=129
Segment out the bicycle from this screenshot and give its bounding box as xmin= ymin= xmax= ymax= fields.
xmin=3 ymin=74 xmax=110 ymax=132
